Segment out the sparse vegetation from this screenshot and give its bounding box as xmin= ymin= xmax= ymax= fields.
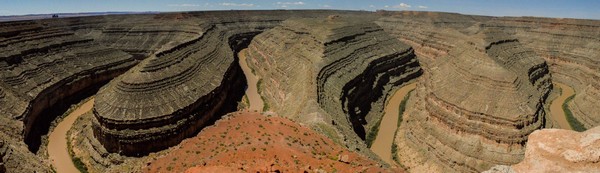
xmin=316 ymin=123 xmax=341 ymax=144
xmin=366 ymin=116 xmax=383 ymax=148
xmin=66 ymin=126 xmax=89 ymax=173
xmin=256 ymin=78 xmax=271 ymax=111
xmin=262 ymin=95 xmax=270 ymax=112
xmin=72 ymin=157 xmax=88 ymax=173
xmin=563 ymin=95 xmax=587 ymax=132
xmin=392 ymin=89 xmax=413 ymax=165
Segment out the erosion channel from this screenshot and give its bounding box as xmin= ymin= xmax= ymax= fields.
xmin=48 ymin=98 xmax=94 ymax=173
xmin=371 ymin=82 xmax=416 ymax=164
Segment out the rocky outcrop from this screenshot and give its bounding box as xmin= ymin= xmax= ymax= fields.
xmin=485 ymin=126 xmax=600 ymax=173
xmin=244 ymin=16 xmax=421 ymax=157
xmin=392 ymin=29 xmax=551 ymax=172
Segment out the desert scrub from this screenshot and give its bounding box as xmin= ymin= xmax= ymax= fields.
xmin=316 ymin=123 xmax=341 ymax=144
xmin=67 ymin=138 xmax=88 ymax=173
xmin=563 ymin=95 xmax=587 ymax=132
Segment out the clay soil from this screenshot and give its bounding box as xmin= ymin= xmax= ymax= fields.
xmin=549 ymin=83 xmax=574 ymax=130
xmin=371 ymin=83 xmax=416 ymax=164
xmin=48 ymin=98 xmax=94 ymax=173
xmin=144 ymin=112 xmax=400 ymax=173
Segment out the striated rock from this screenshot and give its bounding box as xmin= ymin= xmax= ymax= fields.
xmin=377 ymin=11 xmax=600 ymax=129
xmin=0 ymin=19 xmax=137 ymax=151
xmin=485 ymin=127 xmax=600 ymax=173
xmin=91 ymin=11 xmax=358 ymax=156
xmin=393 ymin=29 xmax=552 ymax=172
xmin=244 ymin=16 xmax=421 ymax=157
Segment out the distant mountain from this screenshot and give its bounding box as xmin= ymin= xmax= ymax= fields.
xmin=0 ymin=11 xmax=159 ymax=22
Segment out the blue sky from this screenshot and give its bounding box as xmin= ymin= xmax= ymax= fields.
xmin=0 ymin=0 xmax=599 ymax=20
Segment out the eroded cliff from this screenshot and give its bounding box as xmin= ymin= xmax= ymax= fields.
xmin=244 ymin=16 xmax=421 ymax=158
xmin=391 ymin=29 xmax=551 ymax=172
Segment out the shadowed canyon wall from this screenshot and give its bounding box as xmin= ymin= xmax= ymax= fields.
xmin=244 ymin=17 xmax=422 ymax=157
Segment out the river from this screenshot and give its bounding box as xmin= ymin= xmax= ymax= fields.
xmin=47 ymin=98 xmax=94 ymax=173
xmin=371 ymin=83 xmax=416 ymax=164
xmin=549 ymin=82 xmax=574 ymax=130
xmin=238 ymin=49 xmax=264 ymax=111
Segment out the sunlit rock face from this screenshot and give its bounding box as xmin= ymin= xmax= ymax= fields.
xmin=392 ymin=29 xmax=551 ymax=172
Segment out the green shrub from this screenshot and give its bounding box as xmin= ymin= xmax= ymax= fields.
xmin=563 ymin=95 xmax=587 ymax=132
xmin=72 ymin=157 xmax=88 ymax=173
xmin=366 ymin=117 xmax=383 ymax=148
xmin=392 ymin=89 xmax=413 ymax=166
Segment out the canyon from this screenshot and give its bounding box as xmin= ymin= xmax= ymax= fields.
xmin=0 ymin=10 xmax=598 ymax=173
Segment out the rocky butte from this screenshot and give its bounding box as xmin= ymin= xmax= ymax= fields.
xmin=0 ymin=10 xmax=598 ymax=173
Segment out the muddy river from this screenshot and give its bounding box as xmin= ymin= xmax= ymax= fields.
xmin=371 ymin=83 xmax=416 ymax=164
xmin=239 ymin=49 xmax=264 ymax=111
xmin=550 ymin=82 xmax=575 ymax=130
xmin=47 ymin=98 xmax=94 ymax=173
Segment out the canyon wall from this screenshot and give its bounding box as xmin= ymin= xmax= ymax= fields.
xmin=377 ymin=11 xmax=600 ymax=129
xmin=1 ymin=10 xmax=598 ymax=172
xmin=375 ymin=12 xmax=599 ymax=172
xmin=91 ymin=11 xmax=359 ymax=156
xmin=0 ymin=19 xmax=136 ymax=172
xmin=0 ymin=10 xmax=362 ymax=171
xmin=244 ymin=16 xmax=421 ymax=157
xmin=389 ymin=28 xmax=551 ymax=172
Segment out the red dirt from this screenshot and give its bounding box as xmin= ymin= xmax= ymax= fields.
xmin=143 ymin=111 xmax=400 ymax=173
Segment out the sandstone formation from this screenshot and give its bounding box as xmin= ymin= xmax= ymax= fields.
xmin=513 ymin=126 xmax=600 ymax=172
xmin=244 ymin=17 xmax=421 ymax=157
xmin=390 ymin=29 xmax=551 ymax=172
xmin=91 ymin=11 xmax=366 ymax=156
xmin=0 ymin=11 xmax=365 ymax=171
xmin=485 ymin=126 xmax=600 ymax=173
xmin=0 ymin=19 xmax=136 ymax=171
xmin=377 ymin=11 xmax=600 ymax=129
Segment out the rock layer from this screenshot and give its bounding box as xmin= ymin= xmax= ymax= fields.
xmin=91 ymin=11 xmax=354 ymax=156
xmin=244 ymin=16 xmax=421 ymax=157
xmin=0 ymin=19 xmax=137 ymax=153
xmin=392 ymin=29 xmax=551 ymax=172
xmin=377 ymin=11 xmax=600 ymax=129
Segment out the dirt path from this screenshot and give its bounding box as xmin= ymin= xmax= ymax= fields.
xmin=371 ymin=83 xmax=416 ymax=164
xmin=48 ymin=98 xmax=94 ymax=173
xmin=238 ymin=49 xmax=264 ymax=111
xmin=550 ymin=83 xmax=574 ymax=130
